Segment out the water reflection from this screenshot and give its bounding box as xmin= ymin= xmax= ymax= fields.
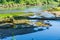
xmin=0 ymin=23 xmax=50 ymax=39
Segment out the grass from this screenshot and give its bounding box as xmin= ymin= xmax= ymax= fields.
xmin=35 ymin=22 xmax=49 ymax=26
xmin=0 ymin=12 xmax=34 ymax=18
xmin=0 ymin=12 xmax=24 ymax=18
xmin=0 ymin=12 xmax=49 ymax=27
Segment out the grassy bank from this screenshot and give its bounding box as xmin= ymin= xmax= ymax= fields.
xmin=0 ymin=12 xmax=34 ymax=18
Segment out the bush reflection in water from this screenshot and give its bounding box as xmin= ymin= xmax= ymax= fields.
xmin=0 ymin=20 xmax=50 ymax=39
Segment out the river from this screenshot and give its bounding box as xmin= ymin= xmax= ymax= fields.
xmin=0 ymin=20 xmax=60 ymax=40
xmin=0 ymin=6 xmax=60 ymax=40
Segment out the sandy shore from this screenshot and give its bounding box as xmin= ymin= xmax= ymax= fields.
xmin=50 ymin=11 xmax=60 ymax=17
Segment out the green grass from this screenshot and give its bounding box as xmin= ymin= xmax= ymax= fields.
xmin=0 ymin=12 xmax=34 ymax=18
xmin=0 ymin=12 xmax=24 ymax=18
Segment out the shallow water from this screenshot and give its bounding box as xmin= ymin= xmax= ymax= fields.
xmin=0 ymin=20 xmax=60 ymax=40
xmin=0 ymin=6 xmax=41 ymax=13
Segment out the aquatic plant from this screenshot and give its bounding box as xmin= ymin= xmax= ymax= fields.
xmin=11 ymin=32 xmax=16 ymax=40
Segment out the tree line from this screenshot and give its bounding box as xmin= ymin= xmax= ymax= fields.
xmin=0 ymin=0 xmax=60 ymax=6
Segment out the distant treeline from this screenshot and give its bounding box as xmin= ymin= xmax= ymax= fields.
xmin=0 ymin=0 xmax=60 ymax=7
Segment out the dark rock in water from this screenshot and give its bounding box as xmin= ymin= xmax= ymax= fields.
xmin=45 ymin=23 xmax=52 ymax=26
xmin=46 ymin=27 xmax=49 ymax=29
xmin=47 ymin=20 xmax=49 ymax=22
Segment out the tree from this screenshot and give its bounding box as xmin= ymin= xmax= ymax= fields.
xmin=14 ymin=0 xmax=20 ymax=3
xmin=58 ymin=0 xmax=60 ymax=6
xmin=0 ymin=0 xmax=7 ymax=4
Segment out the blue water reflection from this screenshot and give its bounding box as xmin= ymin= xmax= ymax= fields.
xmin=1 ymin=20 xmax=60 ymax=40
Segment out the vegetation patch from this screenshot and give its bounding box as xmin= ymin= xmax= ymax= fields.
xmin=0 ymin=12 xmax=34 ymax=18
xmin=48 ymin=7 xmax=60 ymax=11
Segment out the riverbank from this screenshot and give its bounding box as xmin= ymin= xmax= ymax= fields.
xmin=47 ymin=9 xmax=60 ymax=17
xmin=0 ymin=12 xmax=34 ymax=18
xmin=51 ymin=11 xmax=60 ymax=17
xmin=0 ymin=19 xmax=50 ymax=28
xmin=0 ymin=3 xmax=41 ymax=10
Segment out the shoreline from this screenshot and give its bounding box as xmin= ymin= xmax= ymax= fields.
xmin=47 ymin=11 xmax=60 ymax=17
xmin=51 ymin=11 xmax=60 ymax=17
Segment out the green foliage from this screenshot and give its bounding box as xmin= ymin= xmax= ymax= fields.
xmin=0 ymin=0 xmax=7 ymax=4
xmin=0 ymin=0 xmax=59 ymax=5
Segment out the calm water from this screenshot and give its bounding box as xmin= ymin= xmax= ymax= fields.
xmin=0 ymin=6 xmax=59 ymax=40
xmin=0 ymin=20 xmax=60 ymax=40
xmin=0 ymin=5 xmax=55 ymax=13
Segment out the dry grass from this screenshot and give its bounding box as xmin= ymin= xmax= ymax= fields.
xmin=35 ymin=22 xmax=49 ymax=26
